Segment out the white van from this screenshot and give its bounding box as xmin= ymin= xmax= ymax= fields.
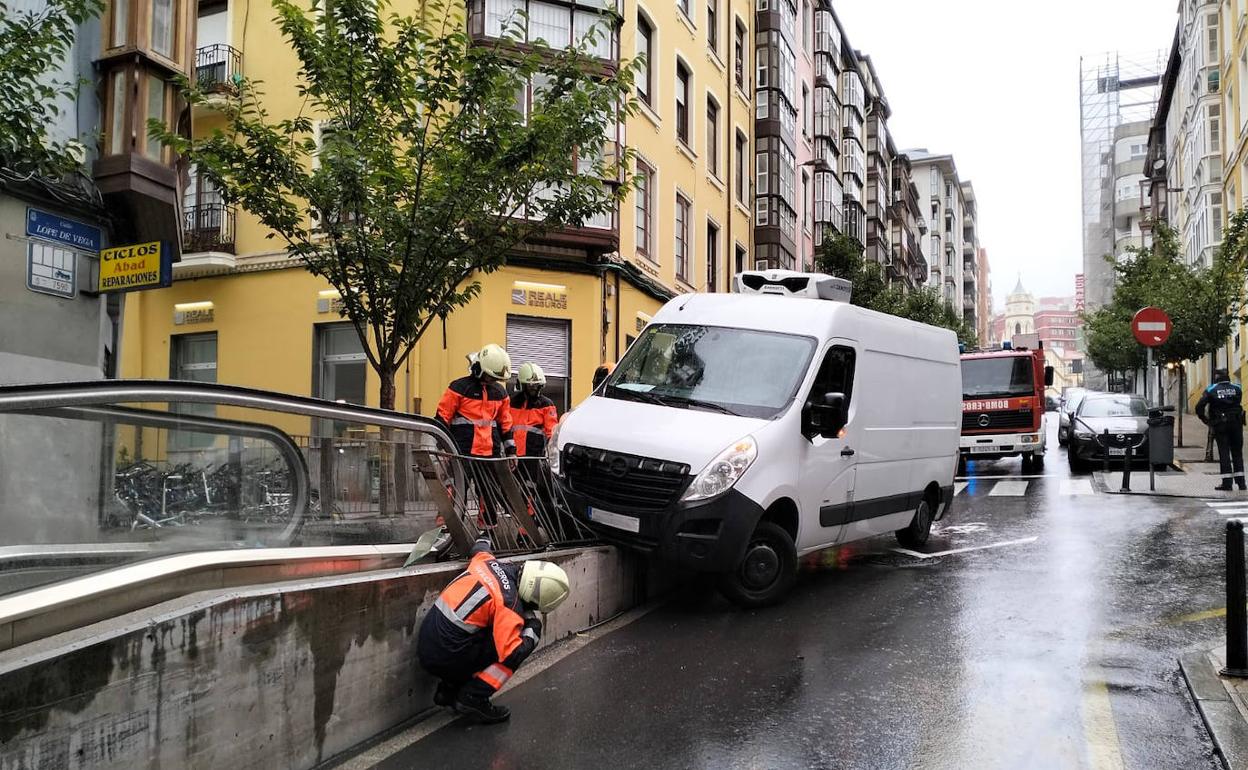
xmin=547 ymin=271 xmax=962 ymax=606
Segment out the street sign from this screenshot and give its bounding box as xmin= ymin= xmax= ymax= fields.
xmin=1132 ymin=306 xmax=1172 ymax=347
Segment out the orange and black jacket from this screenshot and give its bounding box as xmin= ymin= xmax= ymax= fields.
xmin=510 ymin=393 xmax=558 ymax=457
xmin=424 ymin=540 xmax=540 ymax=691
xmin=436 ymin=376 xmax=516 ymax=458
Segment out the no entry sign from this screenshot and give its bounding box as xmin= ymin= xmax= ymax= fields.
xmin=1132 ymin=306 xmax=1172 ymax=347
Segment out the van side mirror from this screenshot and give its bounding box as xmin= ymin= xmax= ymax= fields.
xmin=808 ymin=392 xmax=848 ymax=438
xmin=1044 ymin=366 xmax=1055 ymax=387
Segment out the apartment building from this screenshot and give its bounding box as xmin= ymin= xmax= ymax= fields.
xmin=960 ymin=180 xmax=979 ymax=334
xmin=123 ymin=0 xmax=750 ymax=415
xmin=1219 ymin=0 xmax=1248 ymax=387
xmin=976 ymin=247 xmax=992 ymax=344
xmin=906 ymin=151 xmax=974 ymax=312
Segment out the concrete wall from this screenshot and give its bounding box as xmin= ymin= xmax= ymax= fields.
xmin=0 ymin=546 xmax=653 ymax=770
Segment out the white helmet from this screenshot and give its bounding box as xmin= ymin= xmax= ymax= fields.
xmin=475 ymin=343 xmax=512 ymax=381
xmin=518 ymin=362 xmax=546 ymax=386
xmin=519 ymin=560 xmax=570 ymax=613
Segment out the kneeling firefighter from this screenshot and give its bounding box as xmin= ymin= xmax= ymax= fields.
xmin=417 ymin=538 xmax=571 ymax=723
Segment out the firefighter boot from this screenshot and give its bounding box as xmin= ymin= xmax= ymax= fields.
xmin=454 ymin=686 xmax=511 ymax=724
xmin=433 ymin=681 xmax=460 ymax=708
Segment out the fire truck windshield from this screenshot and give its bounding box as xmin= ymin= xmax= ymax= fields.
xmin=961 ymin=357 xmax=1034 ymax=400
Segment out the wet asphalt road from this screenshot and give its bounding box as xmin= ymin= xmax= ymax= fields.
xmin=372 ymin=420 xmax=1230 ymax=769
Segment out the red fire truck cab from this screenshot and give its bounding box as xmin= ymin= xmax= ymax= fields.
xmin=959 ymin=343 xmax=1055 ymax=473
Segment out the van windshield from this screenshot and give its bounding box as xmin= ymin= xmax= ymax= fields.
xmin=604 ymin=324 xmax=816 ymax=419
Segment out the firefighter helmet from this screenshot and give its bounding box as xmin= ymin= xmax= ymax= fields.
xmin=518 ymin=362 xmax=546 ymax=386
xmin=519 ymin=560 xmax=570 ymax=613
xmin=475 ymin=344 xmax=512 ymax=381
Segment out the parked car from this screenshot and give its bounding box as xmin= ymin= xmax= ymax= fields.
xmin=1045 ymin=395 xmax=1059 ymax=412
xmin=1066 ymin=393 xmax=1150 ymax=473
xmin=1057 ymin=388 xmax=1092 ymax=447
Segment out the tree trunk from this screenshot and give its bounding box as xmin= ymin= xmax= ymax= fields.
xmin=378 ymin=367 xmax=399 ymax=517
xmin=1208 ymin=355 xmax=1217 ymax=462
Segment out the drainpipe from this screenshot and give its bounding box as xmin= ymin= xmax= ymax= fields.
xmin=725 ymin=34 xmax=734 ymax=293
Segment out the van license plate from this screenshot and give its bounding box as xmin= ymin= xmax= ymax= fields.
xmin=1108 ymin=448 xmax=1127 ymax=456
xmin=589 ymin=507 xmax=640 ymax=533
xmin=970 ymin=446 xmax=996 ymax=454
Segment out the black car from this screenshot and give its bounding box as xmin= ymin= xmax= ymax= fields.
xmin=1066 ymin=394 xmax=1150 ymax=473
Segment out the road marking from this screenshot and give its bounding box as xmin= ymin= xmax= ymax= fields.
xmin=954 ymin=482 xmax=968 ymax=496
xmin=1082 ymin=678 xmax=1126 ymax=770
xmin=957 ymin=473 xmax=1061 ymax=480
xmin=1060 ymin=479 xmax=1094 ymax=496
xmin=892 ymin=536 xmax=1038 ymax=560
xmin=1207 ymin=501 xmax=1247 ymax=508
xmin=1171 ymin=606 xmax=1230 ymax=624
xmin=988 ymin=480 xmax=1030 ymax=497
xmin=333 ymin=601 xmax=664 ymax=768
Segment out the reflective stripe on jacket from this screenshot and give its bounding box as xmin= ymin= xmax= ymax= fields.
xmin=510 ymin=393 xmax=558 ymax=457
xmin=436 ymin=376 xmax=515 ymax=457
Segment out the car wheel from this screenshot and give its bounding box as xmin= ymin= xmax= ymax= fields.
xmin=1067 ymin=446 xmax=1086 ymax=474
xmin=1058 ymin=427 xmax=1068 ymax=447
xmin=717 ymin=521 xmax=797 ymax=608
xmin=896 ymin=496 xmax=935 ymax=548
xmin=957 ymin=455 xmax=968 ymax=476
xmin=1031 ymin=452 xmax=1045 ymax=472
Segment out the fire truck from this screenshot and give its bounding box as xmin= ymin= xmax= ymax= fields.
xmin=959 ymin=342 xmax=1055 ymax=473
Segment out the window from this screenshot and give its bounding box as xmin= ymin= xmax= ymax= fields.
xmin=734 ymin=20 xmax=746 ymax=90
xmin=637 ymin=15 xmax=653 ymax=107
xmin=805 ymin=345 xmax=855 ymax=436
xmin=111 ymin=0 xmax=129 ymax=47
xmin=706 ymin=220 xmax=720 ymax=292
xmin=801 ymin=82 xmax=809 ymax=138
xmin=677 ymin=0 xmax=690 ymax=20
xmin=1210 ymin=18 xmax=1219 ymax=64
xmin=735 ymin=131 xmax=747 ymax=203
xmin=315 ymin=324 xmax=368 ymax=437
xmin=146 ymin=75 xmax=167 ymax=159
xmin=676 ymin=61 xmax=691 ymax=144
xmin=151 ymin=0 xmax=175 ymax=58
xmin=735 ymin=244 xmax=746 ymax=274
xmin=801 ymin=0 xmax=811 ymax=52
xmin=108 ymin=70 xmax=127 ymax=155
xmin=1213 ymin=191 xmax=1225 ymax=239
xmin=635 ymin=160 xmax=653 ymax=257
xmin=706 ymin=97 xmax=719 ymax=177
xmin=675 ymin=194 xmax=691 ymax=281
xmin=707 ymin=0 xmax=718 ymax=52
xmin=801 ymin=169 xmax=809 ymax=232
xmin=170 ymin=333 xmax=217 ymax=449
xmin=755 ymin=150 xmax=768 ymax=195
xmin=1211 ymin=103 xmax=1222 ymax=153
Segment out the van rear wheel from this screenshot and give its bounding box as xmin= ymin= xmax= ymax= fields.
xmin=717 ymin=521 xmax=797 ymax=608
xmin=896 ymin=497 xmax=934 ymax=548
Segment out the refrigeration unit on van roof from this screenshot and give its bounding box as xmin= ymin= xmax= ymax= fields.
xmin=732 ymin=270 xmax=853 ymax=302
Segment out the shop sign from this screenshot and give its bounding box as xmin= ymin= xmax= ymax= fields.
xmin=98 ymin=241 xmax=173 ymax=293
xmin=174 ymin=302 xmax=215 ymax=325
xmin=26 ymin=207 xmax=101 ymax=253
xmin=511 ymin=282 xmax=568 ymax=310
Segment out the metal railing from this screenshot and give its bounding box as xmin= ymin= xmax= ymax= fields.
xmin=183 ymin=201 xmax=237 ymax=253
xmin=195 ymin=44 xmax=242 ymax=93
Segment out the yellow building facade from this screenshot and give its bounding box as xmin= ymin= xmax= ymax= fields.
xmin=123 ymin=0 xmax=752 ymax=418
xmin=1225 ymin=0 xmax=1248 ymax=391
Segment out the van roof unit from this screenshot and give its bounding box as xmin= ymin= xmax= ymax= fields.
xmin=733 ymin=270 xmax=853 ymax=302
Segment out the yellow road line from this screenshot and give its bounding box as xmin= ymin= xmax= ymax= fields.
xmin=1172 ymin=606 xmax=1228 ymax=624
xmin=1082 ymin=678 xmax=1126 ymax=770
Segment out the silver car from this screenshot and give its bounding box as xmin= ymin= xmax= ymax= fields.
xmin=1057 ymin=388 xmax=1091 ymax=447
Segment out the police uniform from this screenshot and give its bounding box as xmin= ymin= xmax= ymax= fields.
xmin=417 ymin=539 xmax=542 ymax=706
xmin=1198 ymin=377 xmax=1246 ymax=489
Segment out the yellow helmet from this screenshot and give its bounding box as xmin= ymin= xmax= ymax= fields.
xmin=518 ymin=362 xmax=546 ymax=386
xmin=476 ymin=343 xmax=512 ymax=380
xmin=519 ymin=560 xmax=570 ymax=613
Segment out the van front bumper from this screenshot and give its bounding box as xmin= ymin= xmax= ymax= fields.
xmin=556 ymin=480 xmax=765 ymax=573
xmin=960 ymin=431 xmax=1043 ymax=460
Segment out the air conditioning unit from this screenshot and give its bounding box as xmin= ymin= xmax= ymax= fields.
xmin=734 ymin=269 xmax=853 ymax=301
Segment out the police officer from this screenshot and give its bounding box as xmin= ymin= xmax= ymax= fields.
xmin=1197 ymin=368 xmax=1246 ymax=491
xmin=418 ymin=538 xmax=570 ymax=723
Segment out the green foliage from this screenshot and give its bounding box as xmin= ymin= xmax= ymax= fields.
xmin=154 ymin=0 xmax=639 ymax=407
xmin=1084 ymin=221 xmax=1241 ymax=376
xmin=814 ymin=232 xmax=979 ymax=347
xmin=0 ymin=0 xmax=103 ymax=177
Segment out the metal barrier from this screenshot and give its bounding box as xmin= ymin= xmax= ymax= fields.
xmin=0 ymin=380 xmax=592 ymax=649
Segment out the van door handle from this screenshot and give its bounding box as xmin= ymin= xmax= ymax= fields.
xmin=841 ymin=447 xmax=855 ymax=457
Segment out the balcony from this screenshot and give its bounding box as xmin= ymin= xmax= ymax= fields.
xmin=183 ymin=202 xmax=237 ymax=254
xmin=195 ymin=45 xmax=242 ymax=95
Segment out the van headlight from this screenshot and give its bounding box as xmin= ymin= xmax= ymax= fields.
xmin=546 ymin=415 xmax=566 ymax=476
xmin=681 ymin=437 xmax=758 ymax=502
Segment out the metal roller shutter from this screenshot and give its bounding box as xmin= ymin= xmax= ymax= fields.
xmin=505 ymin=316 xmax=570 ymax=377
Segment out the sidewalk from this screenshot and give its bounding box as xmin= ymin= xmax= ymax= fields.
xmin=1180 ymin=644 xmax=1248 ymax=770
xmin=1096 ymin=440 xmax=1245 ymax=499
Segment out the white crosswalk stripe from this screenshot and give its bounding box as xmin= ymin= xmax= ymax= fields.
xmin=955 ymin=482 xmax=968 ymax=497
xmin=1206 ymin=501 xmax=1248 ymax=516
xmin=953 ymin=478 xmax=1100 ymax=497
xmin=1059 ymin=479 xmax=1094 ymax=496
xmin=988 ymin=480 xmax=1030 ymax=497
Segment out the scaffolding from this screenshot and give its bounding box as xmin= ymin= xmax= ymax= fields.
xmin=1079 ymin=50 xmax=1165 ymax=316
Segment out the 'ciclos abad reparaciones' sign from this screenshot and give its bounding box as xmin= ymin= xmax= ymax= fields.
xmin=98 ymin=241 xmax=173 ymax=293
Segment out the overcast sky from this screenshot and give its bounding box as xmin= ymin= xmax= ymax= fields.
xmin=833 ymin=0 xmax=1179 ymax=312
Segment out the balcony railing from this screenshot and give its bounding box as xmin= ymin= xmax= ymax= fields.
xmin=196 ymin=44 xmax=242 ymax=94
xmin=183 ymin=202 xmax=237 ymax=254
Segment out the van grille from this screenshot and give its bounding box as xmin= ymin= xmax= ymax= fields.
xmin=562 ymin=444 xmax=690 ymax=513
xmin=963 ymin=409 xmax=1034 ymax=431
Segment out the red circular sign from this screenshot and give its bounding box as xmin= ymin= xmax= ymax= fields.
xmin=1132 ymin=306 xmax=1172 ymax=347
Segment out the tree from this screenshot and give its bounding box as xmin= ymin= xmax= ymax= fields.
xmin=155 ymin=0 xmax=639 ymax=413
xmin=814 ymin=232 xmax=979 ymax=347
xmin=0 ymin=0 xmax=102 ymax=178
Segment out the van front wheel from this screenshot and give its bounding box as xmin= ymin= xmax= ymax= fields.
xmin=717 ymin=521 xmax=797 ymax=608
xmin=896 ymin=497 xmax=934 ymax=548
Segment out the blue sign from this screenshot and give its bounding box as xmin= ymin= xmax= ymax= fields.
xmin=26 ymin=207 xmax=101 ymax=253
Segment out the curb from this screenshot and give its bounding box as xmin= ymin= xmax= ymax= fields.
xmin=1179 ymin=649 xmax=1248 ymax=770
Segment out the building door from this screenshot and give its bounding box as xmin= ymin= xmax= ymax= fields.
xmin=506 ymin=315 xmax=571 ymax=413
xmin=315 ymin=323 xmax=367 ymax=437
xmin=170 ymin=333 xmax=218 ymax=449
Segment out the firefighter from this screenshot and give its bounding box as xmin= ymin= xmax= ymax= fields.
xmin=436 ymin=344 xmax=516 ymax=525
xmin=417 ymin=538 xmax=571 ymax=723
xmin=511 ymin=363 xmax=558 ymax=459
xmin=1198 ymin=368 xmax=1246 ymax=491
